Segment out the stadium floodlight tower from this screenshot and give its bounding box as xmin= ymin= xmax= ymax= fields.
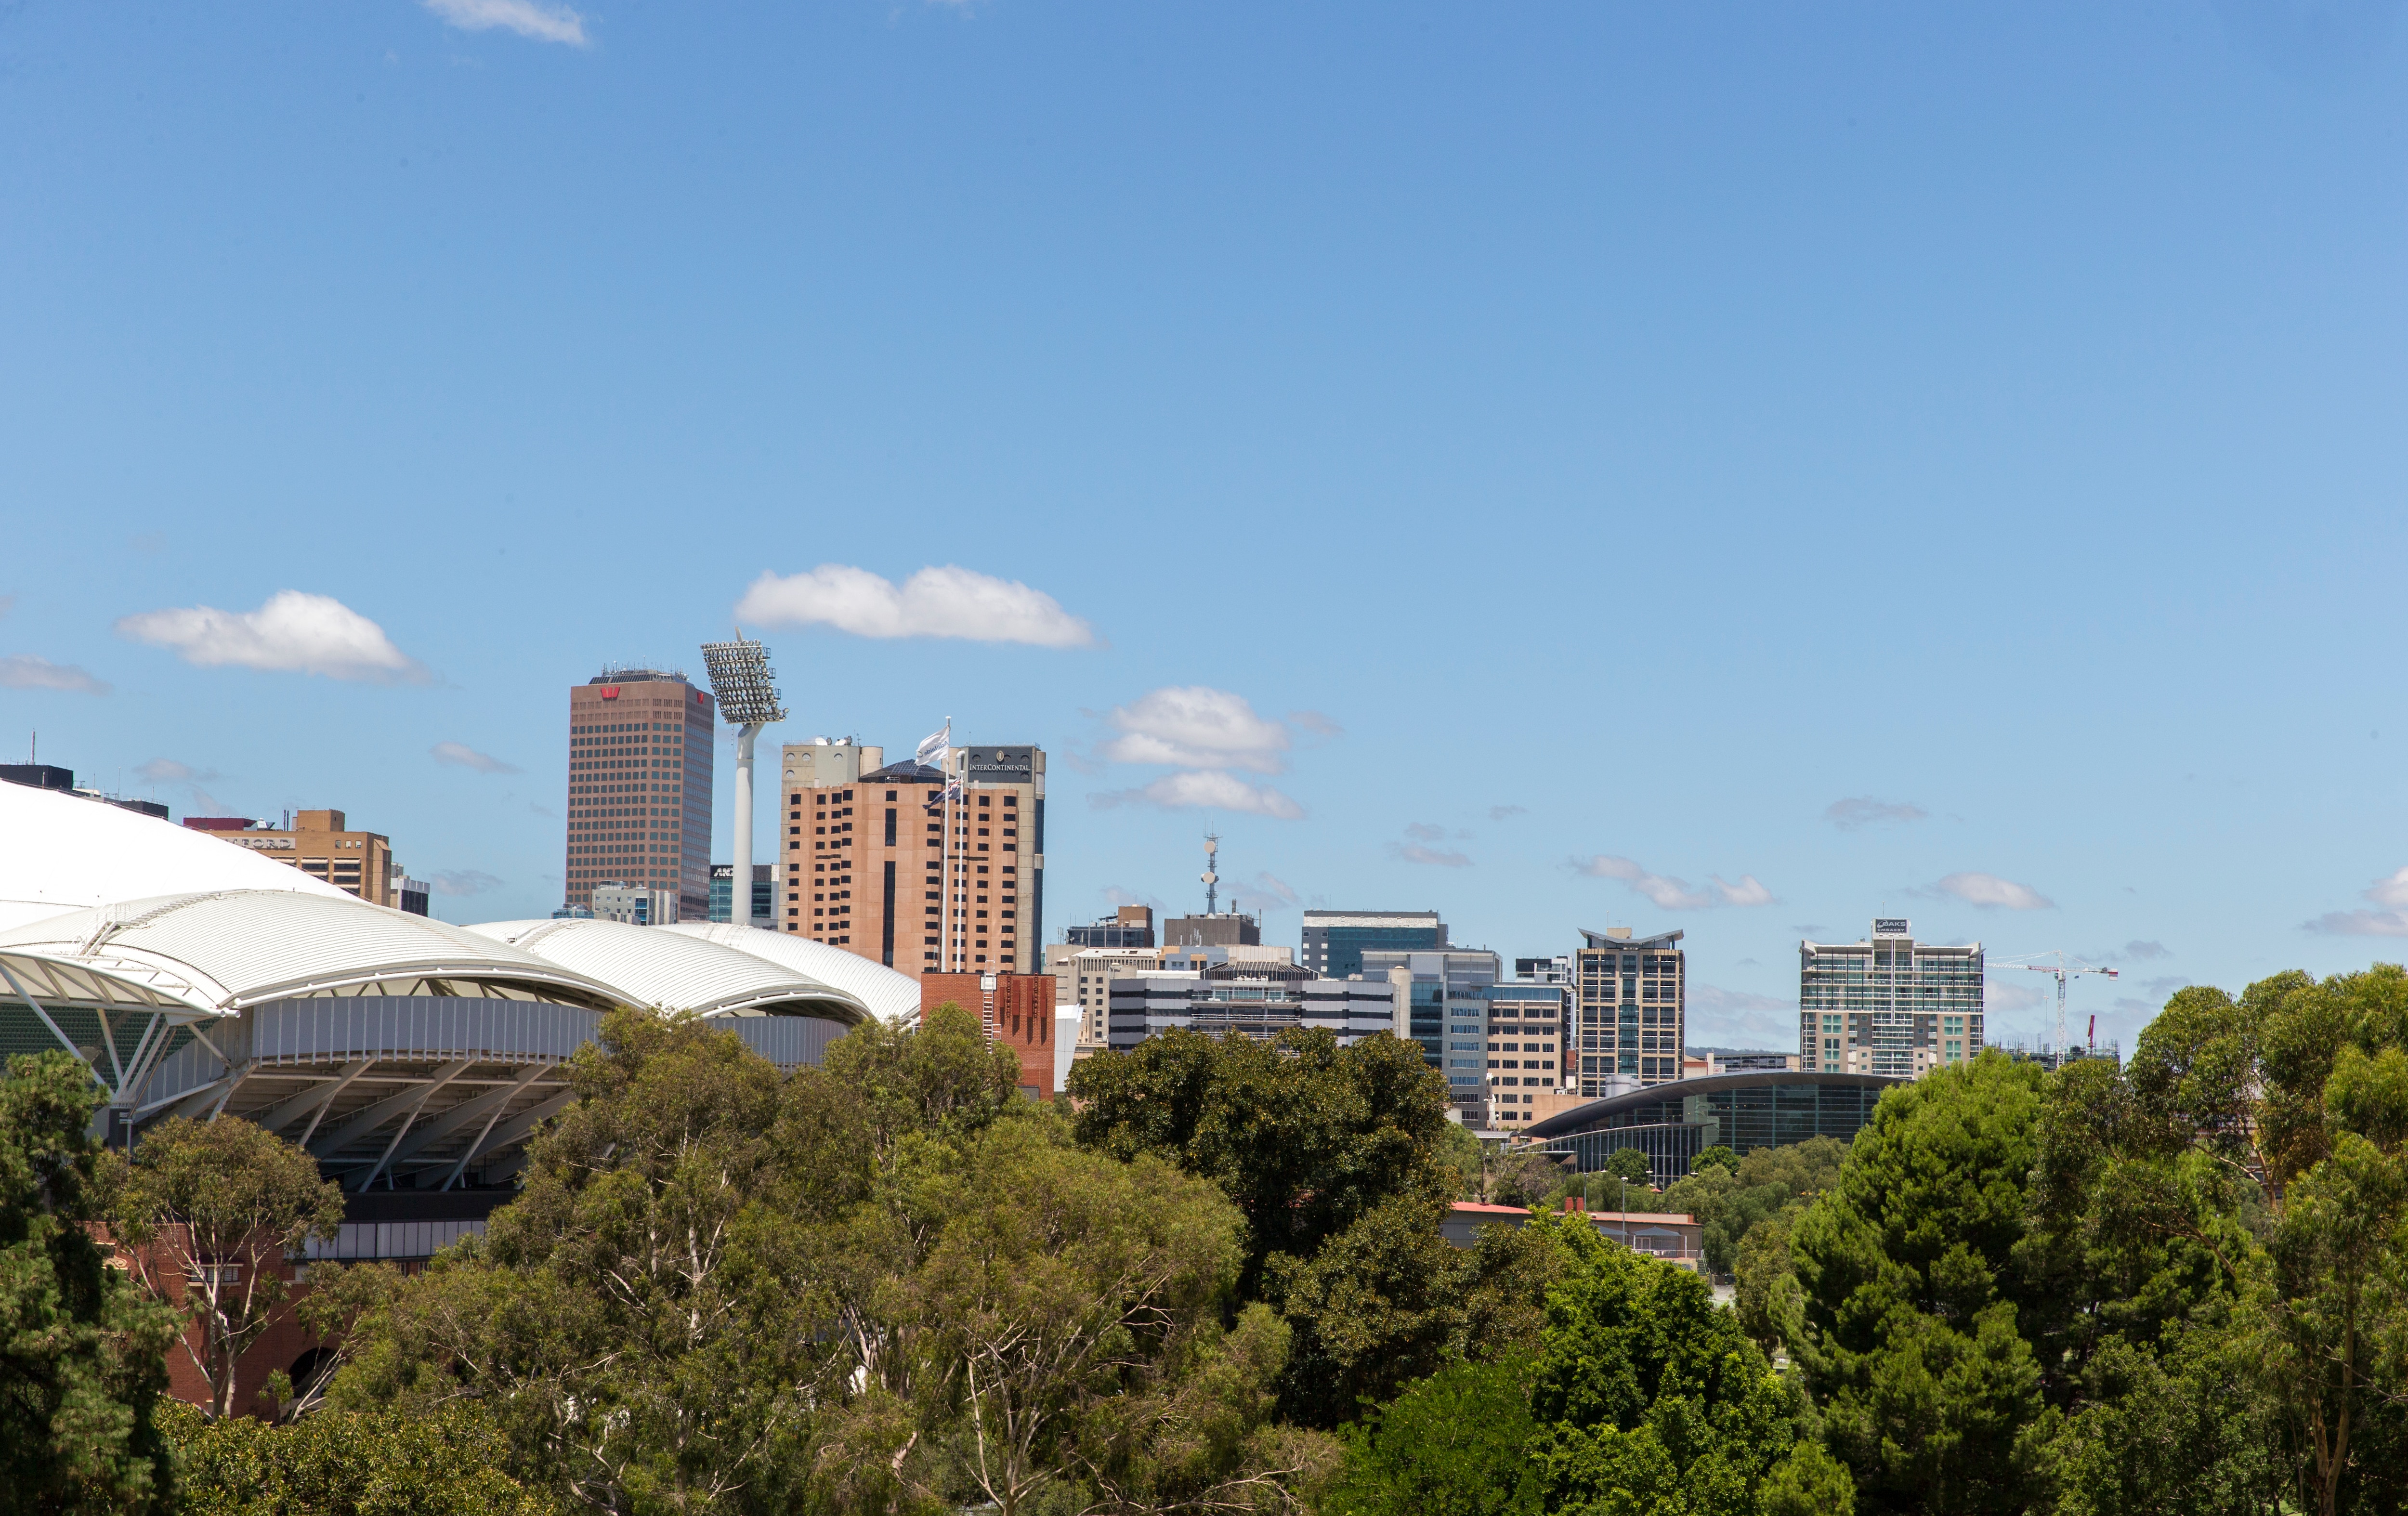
xmin=699 ymin=633 xmax=787 ymax=927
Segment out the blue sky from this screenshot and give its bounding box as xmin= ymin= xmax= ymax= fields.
xmin=4 ymin=0 xmax=2404 ymax=1051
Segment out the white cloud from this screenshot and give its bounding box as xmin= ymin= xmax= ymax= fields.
xmin=2305 ymin=911 xmax=2408 ymax=937
xmin=1987 ymin=980 xmax=2048 ymax=1013
xmin=0 ymin=595 xmax=15 ymax=618
xmin=1488 ymin=804 xmax=1528 ymax=822
xmin=432 ymin=869 xmax=504 ymax=897
xmin=1100 ymin=687 xmax=1290 ymax=773
xmin=432 ymin=741 xmax=521 ymax=775
xmin=1933 ymin=871 xmax=2056 ymax=911
xmin=1574 ymin=855 xmax=1714 ymax=911
xmin=0 ymin=655 xmax=110 ymax=694
xmin=135 ymin=758 xmax=220 ymax=784
xmin=1091 ymin=771 xmax=1305 ymax=819
xmin=1233 ymin=871 xmax=1300 ymax=912
xmin=735 ymin=563 xmax=1097 ymax=648
xmin=1394 ymin=843 xmax=1473 ymax=868
xmin=1687 ymin=985 xmax=1800 ymax=1049
xmin=1101 ymin=884 xmax=1167 ymax=911
xmin=1572 ymin=855 xmax=1774 ymax=910
xmin=1825 ymin=797 xmax=1928 ymax=830
xmin=423 ymin=0 xmax=588 ymax=46
xmin=1713 ymin=875 xmax=1777 ymax=907
xmin=1404 ymin=822 xmax=1448 ymax=842
xmin=116 ymin=591 xmax=426 ymax=683
xmin=2303 ymin=868 xmax=2408 ymax=936
xmin=2116 ymin=940 xmax=2171 ymax=962
xmin=1287 ymin=709 xmax=1344 ymax=738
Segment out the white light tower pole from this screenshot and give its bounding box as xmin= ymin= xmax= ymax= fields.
xmin=699 ymin=634 xmax=787 ymax=928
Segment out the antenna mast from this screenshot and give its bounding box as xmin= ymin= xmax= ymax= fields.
xmin=1201 ymin=830 xmax=1220 ymax=915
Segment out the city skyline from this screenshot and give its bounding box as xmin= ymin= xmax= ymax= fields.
xmin=5 ymin=4 xmax=2406 ymax=1055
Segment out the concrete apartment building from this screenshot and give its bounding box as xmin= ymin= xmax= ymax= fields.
xmin=186 ymin=810 xmax=404 ymax=910
xmin=1106 ymin=960 xmax=1395 ymax=1052
xmin=1300 ymin=909 xmax=1446 ymax=979
xmin=776 ymin=737 xmax=1045 ymax=978
xmin=562 ymin=667 xmax=716 ymax=923
xmin=1481 ymin=978 xmax=1575 ymax=1129
xmin=1574 ymin=927 xmax=1687 ymax=1093
xmin=1162 ymin=911 xmax=1261 ymax=948
xmin=1800 ymin=918 xmax=1984 ymax=1077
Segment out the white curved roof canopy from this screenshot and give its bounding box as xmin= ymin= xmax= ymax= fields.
xmin=0 ymin=891 xmax=629 ymax=1019
xmin=0 ymin=782 xmax=354 ymax=934
xmin=466 ymin=918 xmax=871 ymax=1025
xmin=662 ymin=922 xmax=922 ymax=1024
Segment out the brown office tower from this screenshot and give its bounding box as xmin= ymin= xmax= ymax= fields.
xmin=776 ymin=738 xmax=1044 ymax=979
xmin=921 ymin=971 xmax=1056 ymax=1098
xmin=186 ymin=810 xmax=397 ymax=905
xmin=1574 ymin=927 xmax=1687 ymax=1091
xmin=563 ymin=667 xmax=716 ymax=922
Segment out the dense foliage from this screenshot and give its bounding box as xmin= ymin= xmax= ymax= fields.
xmin=0 ymin=1050 xmax=177 ymax=1516
xmin=22 ymin=958 xmax=2408 ymax=1516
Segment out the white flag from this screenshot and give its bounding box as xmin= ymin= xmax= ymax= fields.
xmin=915 ymin=721 xmax=949 ymax=767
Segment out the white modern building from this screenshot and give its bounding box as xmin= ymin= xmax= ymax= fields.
xmin=1799 ymin=918 xmax=1984 ymax=1078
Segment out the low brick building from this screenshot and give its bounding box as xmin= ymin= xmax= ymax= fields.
xmin=920 ymin=971 xmax=1057 ymax=1098
xmin=1440 ymin=1199 xmax=1704 ymax=1273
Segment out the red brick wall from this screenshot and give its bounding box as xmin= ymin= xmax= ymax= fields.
xmin=920 ymin=972 xmax=1057 ymax=1098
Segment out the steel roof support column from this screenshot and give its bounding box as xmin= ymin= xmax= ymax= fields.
xmin=0 ymin=961 xmax=108 ymax=1092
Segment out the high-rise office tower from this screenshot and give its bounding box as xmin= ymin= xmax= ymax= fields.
xmin=776 ymin=738 xmax=1044 ymax=977
xmin=563 ymin=667 xmax=715 ymax=922
xmin=1300 ymin=910 xmax=1447 ymax=979
xmin=1799 ymin=918 xmax=1983 ymax=1077
xmin=1573 ymin=927 xmax=1687 ymax=1092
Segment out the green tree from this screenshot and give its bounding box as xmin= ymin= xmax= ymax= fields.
xmin=1527 ymin=1213 xmax=1817 ymax=1515
xmin=1785 ymin=1052 xmax=2052 ymax=1516
xmin=1268 ymin=1201 xmax=1558 ymax=1427
xmin=1599 ymin=1147 xmax=1653 ymax=1186
xmin=331 ymin=1012 xmax=855 ymax=1516
xmin=98 ymin=1114 xmax=340 ymax=1422
xmin=1325 ymin=1355 xmax=1542 ymax=1516
xmin=1692 ymin=1146 xmax=1741 ymax=1178
xmin=1066 ymin=1027 xmax=1453 ymax=1298
xmin=158 ymin=1398 xmax=556 ymax=1516
xmin=0 ymin=1050 xmax=177 ymax=1516
xmin=897 ymin=1117 xmax=1328 ymax=1516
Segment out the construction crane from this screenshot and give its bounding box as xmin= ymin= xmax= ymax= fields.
xmin=1991 ymin=951 xmax=2118 ymax=1060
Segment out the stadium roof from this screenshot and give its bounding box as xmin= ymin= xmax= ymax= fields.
xmin=467 ymin=918 xmax=872 ymax=1023
xmin=0 ymin=781 xmax=352 ymax=934
xmin=0 ymin=890 xmax=628 ymax=1020
xmin=661 ymin=921 xmax=920 ymax=1023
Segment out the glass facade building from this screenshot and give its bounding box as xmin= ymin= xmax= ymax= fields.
xmin=1361 ymin=947 xmax=1497 ymax=1103
xmin=1527 ymin=1071 xmax=1899 ymax=1182
xmin=1301 ymin=911 xmax=1446 ymax=979
xmin=708 ymin=863 xmax=772 ymax=924
xmin=1799 ymin=918 xmax=1984 ymax=1078
xmin=1574 ymin=928 xmax=1686 ymax=1091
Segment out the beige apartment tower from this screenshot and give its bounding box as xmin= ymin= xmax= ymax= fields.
xmin=1573 ymin=927 xmax=1686 ymax=1092
xmin=777 ymin=739 xmax=1045 ymax=979
xmin=188 ymin=810 xmax=398 ymax=906
xmin=563 ymin=667 xmax=716 ymax=921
